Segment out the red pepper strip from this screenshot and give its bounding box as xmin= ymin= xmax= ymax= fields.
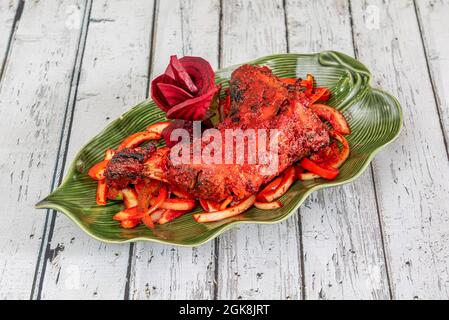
xmin=104 ymin=148 xmax=116 ymax=161
xmin=158 ymin=209 xmax=191 ymax=225
xmin=310 ymin=104 xmax=351 ymax=135
xmin=206 ymin=200 xmax=221 ymax=212
xmin=146 ymin=121 xmax=171 ymax=135
xmin=107 ymin=188 xmax=123 ymax=200
xmin=139 ymin=186 xmax=168 ymax=228
xmin=142 ymin=209 xmax=165 ymax=229
xmin=199 ymin=199 xmax=211 ymax=212
xmin=254 ymin=200 xmax=283 ymax=210
xmin=219 ymin=196 xmax=233 ymax=210
xmin=280 ymin=78 xmax=298 ymax=85
xmin=328 ymin=131 xmax=350 ymax=168
xmin=121 ymin=219 xmax=140 ymax=229
xmin=122 ymin=187 xmax=138 ymax=208
xmin=88 ymin=160 xmax=109 ymax=180
xmin=149 ymin=198 xmax=196 ymax=211
xmin=309 ymin=88 xmax=331 ymax=104
xmin=301 ymin=74 xmax=314 ymax=96
xmin=96 ymin=179 xmax=108 ymax=206
xmin=137 ymin=180 xmax=161 ymax=213
xmin=300 ymin=158 xmax=339 ymax=180
xmin=299 ymin=132 xmax=350 ymax=181
xmin=256 ymin=176 xmax=283 ymax=202
xmin=134 ymin=181 xmax=146 ymax=195
xmin=117 ymin=131 xmax=161 ymax=151
xmin=260 ymin=166 xmax=296 ymax=203
xmin=114 ymin=207 xmax=139 ymax=221
xmin=193 ymin=195 xmax=256 ymax=223
xmin=88 ymin=149 xmax=116 ymax=180
xmin=169 ymin=185 xmax=195 ymax=199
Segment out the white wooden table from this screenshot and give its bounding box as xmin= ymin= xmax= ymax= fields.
xmin=1 ymin=0 xmax=448 ymax=300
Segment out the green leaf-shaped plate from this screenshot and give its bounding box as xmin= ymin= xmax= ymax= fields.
xmin=36 ymin=51 xmax=402 ymax=246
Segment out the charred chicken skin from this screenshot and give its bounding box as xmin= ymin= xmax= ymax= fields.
xmin=164 ymin=65 xmax=330 ymax=202
xmin=105 ymin=143 xmax=156 ymax=190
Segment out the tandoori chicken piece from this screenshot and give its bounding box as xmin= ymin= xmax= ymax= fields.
xmin=163 ymin=65 xmax=330 ymax=202
xmin=105 ymin=143 xmax=156 ymax=190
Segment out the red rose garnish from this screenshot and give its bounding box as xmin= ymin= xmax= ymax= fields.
xmin=151 ymin=55 xmax=220 ymax=120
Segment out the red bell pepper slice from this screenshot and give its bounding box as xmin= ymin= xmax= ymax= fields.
xmin=193 ymin=195 xmax=256 ymax=223
xmin=309 ymin=88 xmax=331 ymax=104
xmin=104 ymin=148 xmax=116 ymax=161
xmin=257 ymin=167 xmax=296 ymax=203
xmin=256 ymin=176 xmax=283 ymax=202
xmin=149 ymin=198 xmax=196 ymax=211
xmin=134 ymin=181 xmax=145 ymax=195
xmin=141 ymin=185 xmax=168 ymax=228
xmin=300 ymin=158 xmax=339 ymax=180
xmin=158 ymin=209 xmax=191 ymax=225
xmin=137 ymin=180 xmax=161 ymax=213
xmin=117 ymin=131 xmax=161 ymax=151
xmin=107 ymin=188 xmax=123 ymax=200
xmin=122 ymin=187 xmax=138 ymax=208
xmin=88 ymin=160 xmax=108 ymax=180
xmin=310 ymin=104 xmax=351 ymax=135
xmin=142 ymin=209 xmax=165 ymax=228
xmin=120 ymin=219 xmax=140 ymax=229
xmin=280 ymin=78 xmax=298 ymax=85
xmin=199 ymin=199 xmax=211 ymax=212
xmin=254 ymin=200 xmax=283 ymax=210
xmin=96 ymin=179 xmax=108 ymax=206
xmin=206 ymin=200 xmax=221 ymax=212
xmin=114 ymin=207 xmax=139 ymax=221
xmin=88 ymin=149 xmax=116 ymax=180
xmin=301 ymin=74 xmax=314 ymax=96
xmin=219 ymin=196 xmax=233 ymax=210
xmin=146 ymin=121 xmax=171 ymax=135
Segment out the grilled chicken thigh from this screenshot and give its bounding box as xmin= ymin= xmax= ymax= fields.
xmin=166 ymin=65 xmax=329 ymax=201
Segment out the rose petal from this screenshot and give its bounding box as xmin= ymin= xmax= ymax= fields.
xmin=157 ymin=83 xmax=193 ymax=107
xmin=151 ymin=74 xmax=171 ymax=112
xmin=178 ymin=56 xmax=216 ymax=95
xmin=170 ymin=55 xmax=198 ymax=94
xmin=166 ymin=86 xmax=220 ymax=121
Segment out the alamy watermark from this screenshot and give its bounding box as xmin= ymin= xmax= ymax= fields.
xmin=169 ymin=121 xmax=280 ymax=176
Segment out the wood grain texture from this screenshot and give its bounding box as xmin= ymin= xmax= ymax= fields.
xmin=37 ymin=0 xmax=156 ymax=300
xmin=0 ymin=0 xmax=19 ymax=77
xmin=128 ymin=0 xmax=220 ymax=300
xmin=415 ymin=0 xmax=449 ymax=148
xmin=286 ymin=0 xmax=391 ymax=299
xmin=0 ymin=0 xmax=88 ymax=299
xmin=217 ymin=0 xmax=303 ymax=300
xmin=351 ymin=0 xmax=449 ymax=299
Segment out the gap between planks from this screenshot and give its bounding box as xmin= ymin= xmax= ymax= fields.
xmin=412 ymin=0 xmax=449 ymax=160
xmin=347 ymin=0 xmax=393 ymax=299
xmin=124 ymin=0 xmax=159 ymax=300
xmin=30 ymin=0 xmax=94 ymax=300
xmin=0 ymin=0 xmax=24 ymax=86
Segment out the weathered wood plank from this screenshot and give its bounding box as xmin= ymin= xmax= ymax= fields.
xmin=38 ymin=0 xmax=156 ymax=300
xmin=415 ymin=0 xmax=449 ymax=148
xmin=351 ymin=0 xmax=449 ymax=299
xmin=0 ymin=0 xmax=89 ymax=299
xmin=0 ymin=0 xmax=20 ymax=78
xmin=285 ymin=0 xmax=391 ymax=299
xmin=217 ymin=0 xmax=302 ymax=300
xmin=128 ymin=0 xmax=220 ymax=300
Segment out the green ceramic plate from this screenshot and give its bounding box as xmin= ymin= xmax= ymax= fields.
xmin=36 ymin=51 xmax=402 ymax=246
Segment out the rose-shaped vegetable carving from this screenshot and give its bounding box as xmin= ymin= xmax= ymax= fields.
xmin=151 ymin=55 xmax=221 ymax=121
